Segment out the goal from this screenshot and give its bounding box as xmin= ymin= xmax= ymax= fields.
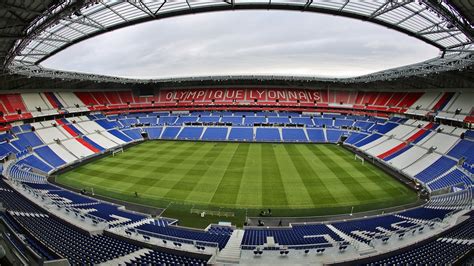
xmin=354 ymin=154 xmax=365 ymax=165
xmin=112 ymin=148 xmax=124 ymax=157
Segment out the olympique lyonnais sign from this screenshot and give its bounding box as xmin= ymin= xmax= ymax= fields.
xmin=158 ymin=89 xmax=322 ymax=103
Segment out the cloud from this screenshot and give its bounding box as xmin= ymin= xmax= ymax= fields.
xmin=42 ymin=10 xmax=439 ymax=78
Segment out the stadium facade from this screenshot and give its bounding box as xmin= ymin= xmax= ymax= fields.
xmin=0 ymin=0 xmax=473 ymax=265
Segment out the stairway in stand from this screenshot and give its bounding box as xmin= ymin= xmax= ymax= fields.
xmin=216 ymin=229 xmax=245 ymax=264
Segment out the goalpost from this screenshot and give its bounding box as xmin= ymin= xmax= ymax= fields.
xmin=354 ymin=154 xmax=365 ymax=165
xmin=112 ymin=148 xmax=124 ymax=157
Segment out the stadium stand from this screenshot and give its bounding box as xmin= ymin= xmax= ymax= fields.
xmin=1 ymin=1 xmax=473 ymax=263
xmin=306 ymin=129 xmax=326 ymax=142
xmin=161 ymin=127 xmax=182 ymax=139
xmin=177 ymin=127 xmax=204 ymax=140
xmin=229 ymin=127 xmax=253 ymax=141
xmin=126 ymin=249 xmax=211 ymax=265
xmin=256 ymin=128 xmax=281 ymax=142
xmin=0 ymin=107 xmax=472 ymax=264
xmin=411 ymin=156 xmax=457 ymax=183
xmin=0 ymin=99 xmax=472 ymax=265
xmin=387 ymin=145 xmax=427 ymax=169
xmin=201 ymin=127 xmax=228 ymax=141
xmin=365 ymin=214 xmax=473 ymax=265
xmin=135 ymin=222 xmax=232 ymax=250
xmin=34 ymin=146 xmax=67 ymax=168
xmin=281 ymin=128 xmax=308 ymax=142
xmin=144 ymin=127 xmax=163 ymax=139
xmin=0 ymin=89 xmax=471 ymax=124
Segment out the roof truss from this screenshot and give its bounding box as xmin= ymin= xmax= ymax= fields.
xmin=3 ymin=0 xmax=474 ymax=84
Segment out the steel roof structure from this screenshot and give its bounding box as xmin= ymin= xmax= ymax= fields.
xmin=0 ymin=1 xmax=57 ymax=68
xmin=1 ymin=0 xmax=474 ymax=85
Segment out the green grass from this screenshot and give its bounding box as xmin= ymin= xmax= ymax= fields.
xmin=56 ymin=141 xmax=418 ymax=228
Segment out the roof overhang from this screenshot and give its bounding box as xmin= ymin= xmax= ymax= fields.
xmin=3 ymin=0 xmax=474 ymax=84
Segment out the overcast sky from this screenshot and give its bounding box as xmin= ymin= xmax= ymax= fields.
xmin=42 ymin=11 xmax=439 ymax=79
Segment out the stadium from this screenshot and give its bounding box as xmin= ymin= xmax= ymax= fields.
xmin=0 ymin=0 xmax=473 ymax=265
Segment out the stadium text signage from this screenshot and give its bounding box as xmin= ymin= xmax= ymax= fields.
xmin=160 ymin=89 xmax=321 ymax=103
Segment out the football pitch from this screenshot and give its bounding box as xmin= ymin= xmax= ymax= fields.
xmin=56 ymin=141 xmax=418 ymax=227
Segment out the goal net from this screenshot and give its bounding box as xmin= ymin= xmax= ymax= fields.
xmin=354 ymin=154 xmax=365 ymax=165
xmin=112 ymin=148 xmax=124 ymax=157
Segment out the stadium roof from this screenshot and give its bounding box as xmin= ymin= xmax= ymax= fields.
xmin=0 ymin=1 xmax=56 ymax=69
xmin=0 ymin=0 xmax=473 ymax=86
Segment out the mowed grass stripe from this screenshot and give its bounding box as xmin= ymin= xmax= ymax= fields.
xmin=272 ymin=145 xmax=314 ymax=207
xmin=139 ymin=141 xmax=204 ymax=194
xmin=60 ymin=141 xmax=178 ymax=187
xmin=261 ymin=144 xmax=289 ymax=206
xmin=123 ymin=141 xmax=203 ymax=196
xmin=93 ymin=141 xmax=180 ymax=185
xmin=283 ymin=144 xmax=336 ymax=204
xmin=57 ymin=141 xmax=418 ymax=211
xmin=328 ymin=146 xmax=410 ymax=198
xmin=309 ymin=145 xmax=377 ymax=201
xmin=210 ymin=143 xmax=250 ymax=205
xmin=164 ymin=143 xmax=226 ymax=200
xmin=296 ymin=144 xmax=359 ymax=204
xmin=185 ymin=143 xmax=237 ymax=204
xmin=107 ymin=140 xmax=176 ymax=163
xmin=236 ymin=143 xmax=263 ymax=207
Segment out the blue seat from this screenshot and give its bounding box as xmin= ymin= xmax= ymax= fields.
xmin=383 ymin=145 xmax=413 ymax=161
xmin=326 ymin=129 xmax=343 ymax=143
xmin=199 ymin=116 xmax=220 ymax=123
xmin=139 ymin=117 xmax=158 ymax=125
xmin=344 ymin=132 xmax=368 ymax=145
xmin=34 ymin=146 xmax=66 ymax=168
xmin=332 ymin=215 xmax=416 ymax=244
xmin=136 ymin=222 xmax=232 ymax=250
xmin=334 ymin=119 xmax=354 ymax=127
xmin=281 ymin=128 xmax=307 ymax=142
xmin=161 ymin=127 xmax=181 ymax=139
xmin=291 ymin=117 xmax=313 ymax=126
xmin=306 ymin=129 xmax=325 ymax=142
xmin=108 ymin=129 xmax=133 ymax=142
xmin=353 ymin=134 xmax=382 ymax=147
xmin=245 ymin=117 xmax=266 ymax=125
xmin=354 ymin=121 xmax=374 ymax=131
xmin=201 ymin=128 xmax=228 ymax=140
xmin=428 ymin=170 xmax=473 ymax=191
xmin=221 ymin=116 xmax=243 ymax=125
xmin=17 ymin=132 xmax=43 ymax=147
xmin=366 ymin=217 xmax=473 ymax=265
xmin=371 ymin=122 xmax=398 ymax=134
xmin=95 ymin=119 xmax=118 ymax=130
xmin=313 ymin=118 xmax=333 ymax=127
xmin=242 ymin=224 xmax=337 ymax=247
xmin=0 ymin=133 xmax=13 ymax=141
xmin=398 ymin=207 xmax=453 ymax=221
xmin=18 ymin=155 xmax=53 ymax=173
xmin=447 ymin=140 xmax=474 ymax=164
xmin=228 ymin=127 xmax=253 ymax=141
xmin=415 ymin=157 xmax=456 ymax=183
xmin=74 ymin=203 xmax=145 ymax=223
xmin=158 ymin=116 xmax=178 ymax=125
xmin=177 ymin=127 xmax=204 ymax=140
xmin=0 ymin=142 xmax=18 ymax=158
xmin=144 ymin=127 xmax=163 ymax=139
xmin=255 ymin=128 xmax=280 ymax=142
xmin=121 ymin=129 xmax=143 ymax=140
xmin=175 ymin=116 xmax=198 ymax=124
xmin=192 ymin=111 xmax=212 ymax=116
xmin=268 ymin=117 xmax=290 ymax=124
xmin=66 ymin=124 xmax=85 ymax=136
xmin=48 ymin=190 xmax=97 ymax=205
